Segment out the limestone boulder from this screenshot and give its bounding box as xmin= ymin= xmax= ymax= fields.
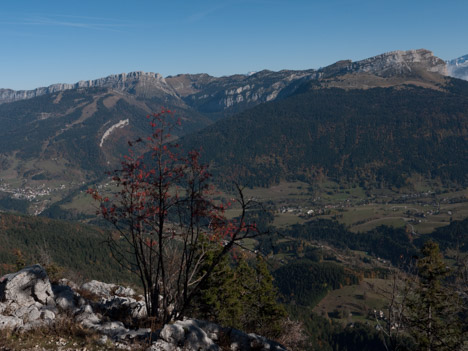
xmin=0 ymin=315 xmax=23 ymax=329
xmin=152 ymin=319 xmax=289 ymax=351
xmin=80 ymin=280 xmax=135 ymax=298
xmin=0 ymin=265 xmax=55 ymax=306
xmin=52 ymin=282 xmax=80 ymax=313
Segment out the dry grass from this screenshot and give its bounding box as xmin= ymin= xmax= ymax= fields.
xmin=0 ymin=317 xmax=103 ymax=350
xmin=0 ymin=315 xmax=150 ymax=350
xmin=74 ymin=288 xmax=101 ymax=303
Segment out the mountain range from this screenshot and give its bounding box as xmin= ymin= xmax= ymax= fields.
xmin=0 ymin=48 xmax=467 ymax=215
xmin=2 ymin=48 xmax=462 ymax=108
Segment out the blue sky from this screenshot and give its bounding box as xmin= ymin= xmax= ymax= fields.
xmin=1 ymin=0 xmax=467 ymax=90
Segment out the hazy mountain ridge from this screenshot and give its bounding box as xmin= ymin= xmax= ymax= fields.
xmin=0 ymin=48 xmax=453 ymax=109
xmin=447 ymin=54 xmax=468 ymax=81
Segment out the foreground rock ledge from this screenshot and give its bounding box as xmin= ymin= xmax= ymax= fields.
xmin=0 ymin=265 xmax=288 ymax=351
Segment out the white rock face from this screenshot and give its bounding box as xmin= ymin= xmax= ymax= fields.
xmin=0 ymin=264 xmax=55 ymax=306
xmin=99 ymin=119 xmax=129 ymax=147
xmin=351 ymin=49 xmax=448 ymax=76
xmin=0 ymin=71 xmax=176 ymax=104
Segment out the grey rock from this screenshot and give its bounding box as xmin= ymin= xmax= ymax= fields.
xmin=184 ymin=328 xmax=219 ymax=351
xmin=188 ymin=320 xmax=221 ymax=341
xmin=40 ymin=309 xmax=56 ymax=320
xmin=0 ymin=315 xmax=23 ymax=329
xmin=100 ymin=296 xmax=147 ymax=320
xmin=56 ymin=278 xmax=79 ymax=291
xmin=75 ymin=309 xmax=101 ymax=328
xmin=248 ymin=333 xmax=288 ymax=351
xmin=53 ymin=284 xmax=77 ymax=311
xmin=114 ymin=286 xmax=135 ymax=297
xmin=153 ymin=319 xmax=289 ymax=351
xmin=96 ymin=321 xmax=129 ymax=339
xmin=55 ymin=295 xmax=76 ymax=311
xmin=98 ymin=335 xmax=109 ymax=345
xmin=15 ymin=305 xmax=41 ymax=322
xmin=81 ymin=280 xmax=117 ymax=297
xmin=160 ymin=323 xmax=185 ymax=345
xmin=0 ymin=265 xmax=55 ymax=306
xmin=22 ymin=318 xmax=53 ymax=331
xmin=123 ymin=327 xmax=152 ymax=340
xmin=114 ymin=341 xmax=133 ymax=350
xmin=178 ymin=319 xmax=220 ymax=350
xmin=81 ymin=280 xmax=136 ymax=299
xmin=228 ymin=328 xmax=251 ymax=351
xmin=147 ymin=339 xmax=182 ymax=351
xmin=81 ymin=304 xmax=94 ymax=314
xmin=159 ymin=320 xmax=219 ymax=351
xmin=77 ymin=296 xmax=87 ymax=307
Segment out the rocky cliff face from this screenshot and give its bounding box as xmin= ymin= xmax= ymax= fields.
xmin=447 ymin=54 xmax=468 ymax=81
xmin=0 ymin=49 xmax=449 ymax=109
xmin=349 ymin=49 xmax=448 ymax=76
xmin=0 ymin=71 xmax=178 ymax=104
xmin=176 ymin=69 xmax=318 ymax=117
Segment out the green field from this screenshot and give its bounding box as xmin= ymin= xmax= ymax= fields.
xmin=228 ymin=180 xmax=468 ymax=234
xmin=313 ymin=278 xmax=393 ymax=324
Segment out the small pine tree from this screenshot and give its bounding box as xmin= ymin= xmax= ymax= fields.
xmin=237 ymin=256 xmax=287 ymax=338
xmin=405 ymin=241 xmax=464 ymax=351
xmin=191 ymin=249 xmax=243 ymax=327
xmin=191 ymin=254 xmax=286 ymax=338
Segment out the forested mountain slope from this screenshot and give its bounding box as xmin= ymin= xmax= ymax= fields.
xmin=183 ymin=78 xmax=468 ymax=188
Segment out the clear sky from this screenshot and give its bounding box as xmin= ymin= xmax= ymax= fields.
xmin=1 ymin=0 xmax=467 ymax=90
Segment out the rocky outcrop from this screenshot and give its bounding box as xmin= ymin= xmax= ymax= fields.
xmin=148 ymin=319 xmax=288 ymax=351
xmin=0 ymin=264 xmax=55 ymax=306
xmin=0 ymin=265 xmax=289 ymax=351
xmin=0 ymin=265 xmax=56 ymax=330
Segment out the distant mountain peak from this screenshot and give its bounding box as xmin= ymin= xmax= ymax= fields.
xmin=447 ymin=54 xmax=468 ymax=81
xmin=350 ymin=49 xmax=447 ymax=76
xmin=447 ymin=54 xmax=468 ymax=66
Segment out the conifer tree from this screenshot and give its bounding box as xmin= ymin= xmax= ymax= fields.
xmin=405 ymin=241 xmax=464 ymax=351
xmin=190 ymin=247 xmax=243 ymax=327
xmin=191 ymin=254 xmax=286 ymax=338
xmin=237 ymin=256 xmax=287 ymax=338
